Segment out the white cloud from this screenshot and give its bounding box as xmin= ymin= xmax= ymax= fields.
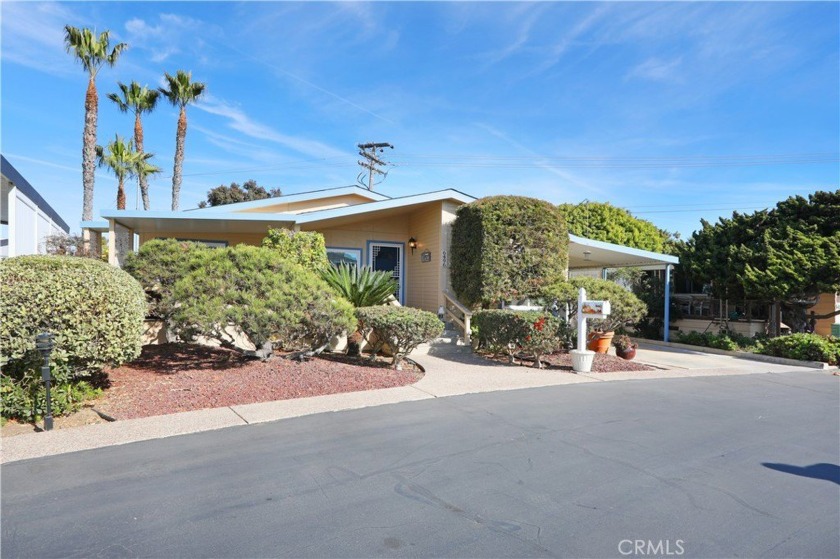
xmin=123 ymin=13 xmax=215 ymax=63
xmin=627 ymin=57 xmax=684 ymax=83
xmin=0 ymin=2 xmax=80 ymax=76
xmin=195 ymin=95 xmax=349 ymax=160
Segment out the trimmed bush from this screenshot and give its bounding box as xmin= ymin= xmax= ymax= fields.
xmin=759 ymin=334 xmax=839 ymax=365
xmin=320 ymin=263 xmax=397 ymax=307
xmin=674 ymin=330 xmax=745 ymax=351
xmin=123 ymin=238 xmax=209 ymax=321
xmin=543 ymin=277 xmax=647 ymax=332
xmin=172 ymin=245 xmax=355 ymax=359
xmin=473 ymin=310 xmax=571 ymax=368
xmin=356 ymin=306 xmax=444 ymax=368
xmin=450 ymin=196 xmax=568 ymax=308
xmin=262 ymin=228 xmax=328 ymax=271
xmin=0 ymin=255 xmax=145 ymax=420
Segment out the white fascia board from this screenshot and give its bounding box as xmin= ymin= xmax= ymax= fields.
xmin=186 ymin=186 xmax=390 ymax=214
xmin=100 ymin=210 xmax=298 ymax=223
xmin=569 ymin=233 xmax=680 ymax=265
xmin=295 ymin=189 xmax=476 ymax=225
xmin=80 ymin=220 xmax=109 ymax=232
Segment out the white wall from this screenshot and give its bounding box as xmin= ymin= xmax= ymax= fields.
xmin=2 ymin=186 xmax=67 ymax=258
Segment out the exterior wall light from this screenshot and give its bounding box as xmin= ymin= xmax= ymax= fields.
xmin=583 ymin=250 xmax=592 ymax=262
xmin=35 ymin=331 xmax=55 ymax=431
xmin=409 ymin=237 xmax=417 ymax=254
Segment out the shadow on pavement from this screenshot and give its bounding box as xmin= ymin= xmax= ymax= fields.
xmin=762 ymin=462 xmax=840 ymax=485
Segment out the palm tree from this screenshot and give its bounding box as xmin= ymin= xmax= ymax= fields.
xmin=96 ymin=135 xmax=141 ymax=210
xmin=107 ymin=82 xmax=159 ymax=210
xmin=132 ymin=153 xmax=162 ymax=209
xmin=64 ymin=26 xmax=127 ymax=221
xmin=159 ymin=70 xmax=206 ymax=210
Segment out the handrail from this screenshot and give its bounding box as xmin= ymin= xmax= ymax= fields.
xmin=442 ymin=289 xmax=472 ymax=344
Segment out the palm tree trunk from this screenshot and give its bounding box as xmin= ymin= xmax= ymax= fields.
xmin=117 ymin=176 xmax=126 ymax=210
xmin=134 ymin=112 xmax=150 ymax=210
xmin=82 ymin=76 xmax=98 ymax=221
xmin=171 ymin=106 xmax=187 ymax=210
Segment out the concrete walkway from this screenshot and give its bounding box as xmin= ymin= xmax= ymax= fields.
xmin=1 ymin=341 xmax=830 ymax=464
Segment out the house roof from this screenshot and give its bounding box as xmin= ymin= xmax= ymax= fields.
xmin=568 ymin=234 xmax=679 ymax=268
xmin=185 ymin=185 xmax=390 ymax=214
xmin=1 ymin=155 xmax=70 ymax=232
xmin=97 ymin=189 xmax=473 ymax=232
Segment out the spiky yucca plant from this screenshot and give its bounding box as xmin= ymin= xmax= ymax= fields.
xmin=320 ymin=264 xmax=397 ymax=307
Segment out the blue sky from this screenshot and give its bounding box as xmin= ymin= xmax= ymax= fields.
xmin=2 ymin=1 xmax=838 ymax=237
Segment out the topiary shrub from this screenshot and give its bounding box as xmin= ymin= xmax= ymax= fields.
xmin=0 ymin=255 xmax=145 ymax=420
xmin=759 ymin=334 xmax=839 ymax=365
xmin=123 ymin=238 xmax=209 ymax=323
xmin=356 ymin=306 xmax=444 ymax=368
xmin=172 ymin=245 xmax=355 ymax=359
xmin=450 ymin=196 xmax=568 ymax=308
xmin=542 ymin=277 xmax=647 ymax=332
xmin=262 ymin=228 xmax=328 ymax=271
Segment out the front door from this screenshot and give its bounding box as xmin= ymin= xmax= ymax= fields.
xmin=368 ymin=242 xmax=404 ymax=304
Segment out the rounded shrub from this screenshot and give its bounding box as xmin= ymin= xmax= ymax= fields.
xmin=473 ymin=310 xmax=572 ymax=367
xmin=542 ymin=277 xmax=647 ymax=332
xmin=450 ymin=196 xmax=568 ymax=308
xmin=356 ymin=306 xmax=444 ymax=367
xmin=0 ymin=255 xmax=145 ymax=420
xmin=759 ymin=333 xmax=839 ymax=365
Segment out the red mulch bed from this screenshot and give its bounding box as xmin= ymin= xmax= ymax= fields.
xmin=96 ymin=344 xmax=422 ymax=420
xmin=482 ymin=351 xmax=654 ymax=373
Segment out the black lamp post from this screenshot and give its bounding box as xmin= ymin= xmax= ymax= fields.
xmin=35 ymin=332 xmax=55 ymax=431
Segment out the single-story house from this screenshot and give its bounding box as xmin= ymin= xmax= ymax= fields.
xmin=82 ymin=186 xmax=679 ymax=339
xmin=1 ymin=155 xmax=70 ymax=258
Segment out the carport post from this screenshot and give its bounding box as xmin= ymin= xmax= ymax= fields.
xmin=664 ymin=264 xmax=672 ymax=341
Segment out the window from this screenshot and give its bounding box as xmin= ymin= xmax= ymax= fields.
xmin=326 ymin=247 xmax=362 ymax=267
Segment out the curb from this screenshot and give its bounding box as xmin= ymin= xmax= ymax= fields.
xmin=638 ymin=339 xmax=835 ymax=370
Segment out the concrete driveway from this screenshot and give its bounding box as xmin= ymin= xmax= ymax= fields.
xmin=3 ymin=371 xmax=837 ymax=558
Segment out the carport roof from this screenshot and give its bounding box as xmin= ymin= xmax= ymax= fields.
xmin=568 ymin=234 xmax=678 ymax=268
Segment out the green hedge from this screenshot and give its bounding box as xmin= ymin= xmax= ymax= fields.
xmin=542 ymin=277 xmax=647 ymax=332
xmin=673 ymin=330 xmax=755 ymax=352
xmin=473 ymin=310 xmax=572 ymax=368
xmin=356 ymin=306 xmax=444 ymax=367
xmin=0 ymin=256 xmax=145 ymax=420
xmin=172 ymin=245 xmax=356 ymax=358
xmin=450 ymin=196 xmax=568 ymax=308
xmin=262 ymin=228 xmax=328 ymax=271
xmin=758 ymin=334 xmax=839 ymax=365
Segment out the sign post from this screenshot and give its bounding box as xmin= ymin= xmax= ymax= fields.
xmin=570 ymin=287 xmax=611 ymax=373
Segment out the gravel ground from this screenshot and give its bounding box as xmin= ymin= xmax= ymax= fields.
xmin=483 ymin=351 xmax=654 ymax=372
xmin=94 ymin=344 xmax=423 ymax=420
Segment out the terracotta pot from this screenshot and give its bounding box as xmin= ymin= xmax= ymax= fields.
xmin=586 ymin=331 xmax=614 ymax=354
xmin=616 ymin=345 xmax=637 ymax=360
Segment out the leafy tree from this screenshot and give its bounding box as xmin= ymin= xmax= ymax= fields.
xmin=262 ymin=228 xmax=328 ymax=270
xmin=680 ymin=190 xmax=840 ymax=333
xmin=159 ymin=70 xmax=206 ymax=210
xmin=64 ymin=26 xmax=127 ymax=221
xmin=542 ymin=277 xmax=647 ymax=332
xmin=198 ymin=180 xmax=282 ymax=208
xmin=108 ymin=81 xmax=160 ymax=210
xmin=96 ymin=135 xmax=143 ymax=210
xmin=558 ymin=201 xmax=675 ymax=253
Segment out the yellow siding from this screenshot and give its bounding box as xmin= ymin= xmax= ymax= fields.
xmin=813 ymin=292 xmax=840 ymax=336
xmin=406 ymin=202 xmax=444 ymax=312
xmin=237 ymin=194 xmax=373 ymax=214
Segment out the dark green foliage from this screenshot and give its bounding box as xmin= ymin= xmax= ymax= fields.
xmin=450 ymin=196 xmax=568 ymax=308
xmin=355 ymin=306 xmax=444 ymax=367
xmin=1 ymin=365 xmax=101 ymax=421
xmin=674 ymin=330 xmax=752 ymax=352
xmin=171 ymin=245 xmax=355 ymax=357
xmin=542 ymin=277 xmax=647 ymax=332
xmin=558 ymin=201 xmax=675 ymax=253
xmin=320 ymin=264 xmax=397 ymax=307
xmin=262 ymin=228 xmax=328 ymax=271
xmin=759 ymin=334 xmax=839 ymax=365
xmin=198 ymin=179 xmax=282 ymax=208
xmin=473 ymin=310 xmax=572 ymax=368
xmin=680 ymin=190 xmax=840 ymax=302
xmin=0 ymin=256 xmax=144 ymax=420
xmin=123 ymin=238 xmax=209 ymax=320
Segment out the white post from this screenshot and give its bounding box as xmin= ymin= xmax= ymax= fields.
xmin=571 ymin=287 xmax=596 ymax=373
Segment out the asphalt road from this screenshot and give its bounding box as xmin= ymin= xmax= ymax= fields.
xmin=3 ymin=371 xmax=838 ymax=558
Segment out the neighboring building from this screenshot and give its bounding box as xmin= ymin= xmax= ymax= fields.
xmin=1 ymin=155 xmax=70 ymax=258
xmin=812 ymin=292 xmax=840 ymax=337
xmin=81 ymin=185 xmax=678 ymax=335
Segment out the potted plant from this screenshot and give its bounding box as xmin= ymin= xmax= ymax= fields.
xmin=586 ymin=329 xmax=615 ymax=353
xmin=613 ymin=334 xmax=638 ymax=360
